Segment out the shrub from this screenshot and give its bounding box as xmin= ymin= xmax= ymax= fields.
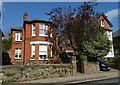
xmin=4 ymin=72 xmax=16 ymax=76
xmin=2 ymin=79 xmax=16 ymax=84
xmin=80 ymin=55 xmax=87 ymax=62
xmin=59 ymin=51 xmax=70 ymax=63
xmin=107 ymin=55 xmax=120 ymax=69
xmin=19 ymin=66 xmax=25 ymax=71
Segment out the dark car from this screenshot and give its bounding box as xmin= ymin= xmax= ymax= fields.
xmin=97 ymin=58 xmax=111 ymax=71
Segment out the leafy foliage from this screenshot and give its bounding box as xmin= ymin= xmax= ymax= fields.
xmin=82 ymin=30 xmax=111 ymax=58
xmin=2 ymin=38 xmax=12 ymax=52
xmin=59 ymin=51 xmax=70 ymax=63
xmin=47 ymin=1 xmax=110 ymax=59
xmin=80 ymin=55 xmax=87 ymax=61
xmin=4 ymin=72 xmax=16 ymax=76
xmin=113 ymin=36 xmax=120 ymax=55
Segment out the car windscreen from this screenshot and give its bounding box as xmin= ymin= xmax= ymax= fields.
xmin=97 ymin=58 xmax=104 ymax=63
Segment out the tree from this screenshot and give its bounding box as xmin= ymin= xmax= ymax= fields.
xmin=113 ymin=36 xmax=120 ymax=55
xmin=2 ymin=37 xmax=12 ymax=52
xmin=46 ymin=2 xmax=110 ymax=58
xmin=2 ymin=37 xmax=12 ymax=65
xmin=83 ymin=30 xmax=111 ymax=58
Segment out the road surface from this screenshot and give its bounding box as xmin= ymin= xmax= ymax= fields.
xmin=3 ymin=77 xmax=120 ymax=85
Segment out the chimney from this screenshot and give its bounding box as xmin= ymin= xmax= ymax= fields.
xmin=23 ymin=12 xmax=28 ymax=21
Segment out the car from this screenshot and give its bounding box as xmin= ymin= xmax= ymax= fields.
xmin=97 ymin=58 xmax=111 ymax=71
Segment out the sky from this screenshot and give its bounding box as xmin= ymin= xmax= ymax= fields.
xmin=1 ymin=1 xmax=119 ymax=37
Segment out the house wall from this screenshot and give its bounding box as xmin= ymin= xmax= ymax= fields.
xmin=98 ymin=16 xmax=111 ymax=30
xmin=11 ymin=30 xmax=23 ymax=64
xmin=11 ymin=22 xmax=59 ymax=64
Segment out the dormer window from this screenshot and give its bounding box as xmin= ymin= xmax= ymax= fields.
xmin=100 ymin=19 xmax=104 ymax=27
xmin=15 ymin=32 xmax=22 ymax=41
xmin=39 ymin=23 xmax=48 ymax=36
xmin=32 ymin=23 xmax=36 ymax=36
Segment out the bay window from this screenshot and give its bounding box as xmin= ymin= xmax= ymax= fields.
xmin=39 ymin=45 xmax=48 ymax=60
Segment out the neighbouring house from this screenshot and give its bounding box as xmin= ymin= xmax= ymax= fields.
xmin=112 ymin=29 xmax=120 ymax=55
xmin=9 ymin=12 xmax=60 ymax=64
xmin=113 ymin=29 xmax=120 ymax=37
xmin=59 ymin=12 xmax=114 ymax=58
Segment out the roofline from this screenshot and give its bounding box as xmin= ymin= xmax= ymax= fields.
xmin=24 ymin=19 xmax=52 ymax=24
xmin=99 ymin=12 xmax=113 ymax=27
xmin=11 ymin=27 xmax=23 ymax=31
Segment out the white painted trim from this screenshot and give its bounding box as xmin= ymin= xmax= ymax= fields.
xmin=31 ymin=24 xmax=36 ymax=36
xmin=66 ymin=50 xmax=74 ymax=53
xmin=15 ymin=32 xmax=22 ymax=41
xmin=30 ymin=41 xmax=53 ymax=45
xmin=39 ymin=34 xmax=48 ymax=37
xmin=15 ymin=58 xmax=21 ymax=59
xmin=30 ymin=58 xmax=35 ymax=60
xmin=38 ymin=58 xmax=48 ymax=60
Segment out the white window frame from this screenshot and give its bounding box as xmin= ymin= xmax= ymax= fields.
xmin=14 ymin=48 xmax=21 ymax=59
xmin=39 ymin=23 xmax=48 ymax=37
xmin=15 ymin=32 xmax=22 ymax=41
xmin=100 ymin=19 xmax=104 ymax=27
xmin=31 ymin=44 xmax=35 ymax=60
xmin=50 ymin=29 xmax=52 ymax=38
xmin=50 ymin=46 xmax=52 ymax=59
xmin=39 ymin=45 xmax=48 ymax=60
xmin=32 ymin=23 xmax=36 ymax=36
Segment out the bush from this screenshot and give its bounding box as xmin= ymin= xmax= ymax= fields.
xmin=80 ymin=55 xmax=87 ymax=62
xmin=4 ymin=72 xmax=16 ymax=76
xmin=107 ymin=55 xmax=120 ymax=69
xmin=19 ymin=66 xmax=25 ymax=71
xmin=59 ymin=51 xmax=70 ymax=63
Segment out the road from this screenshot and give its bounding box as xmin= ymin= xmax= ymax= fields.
xmin=3 ymin=77 xmax=120 ymax=85
xmin=66 ymin=77 xmax=120 ymax=85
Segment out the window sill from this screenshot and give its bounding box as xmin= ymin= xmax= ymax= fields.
xmin=38 ymin=58 xmax=48 ymax=60
xmin=39 ymin=34 xmax=48 ymax=37
xmin=30 ymin=58 xmax=35 ymax=60
xmin=15 ymin=40 xmax=22 ymax=42
xmin=31 ymin=35 xmax=36 ymax=37
xmin=15 ymin=58 xmax=21 ymax=59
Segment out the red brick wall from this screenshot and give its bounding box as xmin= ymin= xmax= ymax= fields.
xmin=11 ymin=22 xmax=59 ymax=64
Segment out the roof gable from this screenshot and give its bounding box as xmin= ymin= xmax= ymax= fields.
xmin=98 ymin=12 xmax=113 ymax=27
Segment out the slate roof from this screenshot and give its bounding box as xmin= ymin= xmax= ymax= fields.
xmin=11 ymin=27 xmax=23 ymax=31
xmin=24 ymin=18 xmax=51 ymax=23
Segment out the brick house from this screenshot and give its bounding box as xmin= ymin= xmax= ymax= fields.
xmin=9 ymin=13 xmax=60 ymax=64
xmin=60 ymin=12 xmax=114 ymax=58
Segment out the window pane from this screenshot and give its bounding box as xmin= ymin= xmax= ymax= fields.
xmin=15 ymin=48 xmax=21 ymax=58
xmin=15 ymin=33 xmax=22 ymax=41
xmin=39 ymin=55 xmax=47 ymax=59
xmin=32 ymin=24 xmax=36 ymax=35
xmin=31 ymin=45 xmax=35 ymax=58
xmin=39 ymin=45 xmax=47 ymax=59
xmin=40 ymin=23 xmax=48 ymax=35
xmin=20 ymin=33 xmax=22 ymax=40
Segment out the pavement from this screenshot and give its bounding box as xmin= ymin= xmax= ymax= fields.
xmin=13 ymin=68 xmax=119 ymax=84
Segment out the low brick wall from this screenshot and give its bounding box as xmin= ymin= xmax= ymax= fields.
xmin=86 ymin=63 xmax=99 ymax=74
xmin=2 ymin=64 xmax=72 ymax=83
